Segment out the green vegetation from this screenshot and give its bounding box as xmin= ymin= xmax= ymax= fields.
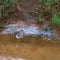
xmin=0 ymin=0 xmax=60 ymax=30
xmin=42 ymin=26 xmax=53 ymax=32
xmin=0 ymin=0 xmax=18 ymax=19
xmin=0 ymin=0 xmax=18 ymax=6
xmin=28 ymin=7 xmax=40 ymax=17
xmin=44 ymin=0 xmax=52 ymax=10
xmin=38 ymin=16 xmax=44 ymax=24
xmin=51 ymin=14 xmax=60 ymax=28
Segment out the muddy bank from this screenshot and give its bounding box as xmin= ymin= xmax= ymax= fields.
xmin=0 ymin=21 xmax=60 ymax=40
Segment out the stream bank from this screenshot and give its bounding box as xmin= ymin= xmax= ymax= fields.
xmin=0 ymin=21 xmax=60 ymax=40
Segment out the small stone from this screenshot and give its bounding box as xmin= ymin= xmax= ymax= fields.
xmin=48 ymin=39 xmax=51 ymax=40
xmin=16 ymin=58 xmax=25 ymax=60
xmin=2 ymin=57 xmax=8 ymax=60
xmin=43 ymin=37 xmax=47 ymax=40
xmin=7 ymin=56 xmax=16 ymax=60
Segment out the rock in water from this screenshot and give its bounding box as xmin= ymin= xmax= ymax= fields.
xmin=15 ymin=30 xmax=24 ymax=39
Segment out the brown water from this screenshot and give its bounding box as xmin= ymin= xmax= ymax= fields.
xmin=0 ymin=34 xmax=60 ymax=60
xmin=0 ymin=0 xmax=60 ymax=60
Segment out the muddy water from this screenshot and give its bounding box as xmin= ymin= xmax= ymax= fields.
xmin=0 ymin=21 xmax=60 ymax=60
xmin=0 ymin=34 xmax=60 ymax=60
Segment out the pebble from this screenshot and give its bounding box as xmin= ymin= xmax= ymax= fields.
xmin=0 ymin=56 xmax=25 ymax=60
xmin=48 ymin=39 xmax=51 ymax=40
